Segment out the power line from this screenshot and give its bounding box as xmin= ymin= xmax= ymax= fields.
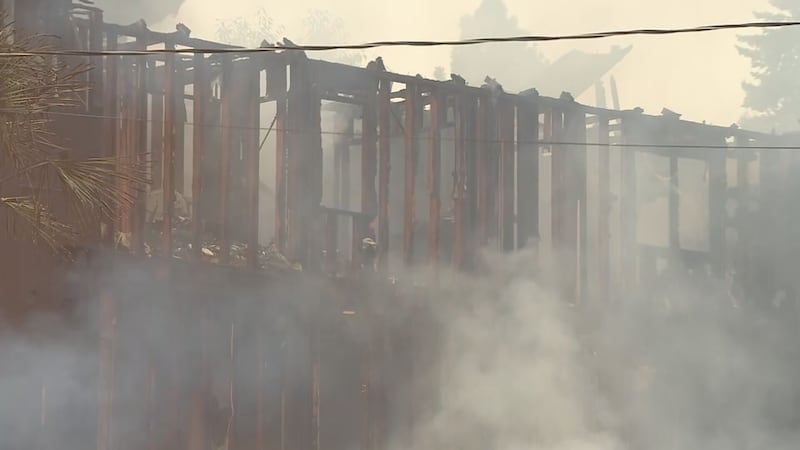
xmin=5 ymin=108 xmax=797 ymax=151
xmin=1 ymin=20 xmax=799 ymax=57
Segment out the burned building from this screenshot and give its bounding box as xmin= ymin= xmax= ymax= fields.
xmin=3 ymin=1 xmax=800 ymax=450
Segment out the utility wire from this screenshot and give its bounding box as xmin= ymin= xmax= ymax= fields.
xmin=1 ymin=20 xmax=799 ymax=56
xmin=5 ymin=107 xmax=796 ymax=151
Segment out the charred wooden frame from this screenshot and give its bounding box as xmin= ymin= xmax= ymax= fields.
xmin=54 ymin=11 xmax=797 ymax=450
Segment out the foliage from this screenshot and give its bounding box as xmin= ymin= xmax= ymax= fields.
xmin=451 ymin=0 xmax=547 ymax=91
xmin=301 ymin=9 xmax=364 ymax=66
xmin=737 ymin=0 xmax=800 ymax=133
xmin=215 ymin=8 xmax=284 ymax=48
xmin=215 ymin=8 xmax=365 ymax=66
xmin=0 ymin=11 xmax=146 ymax=258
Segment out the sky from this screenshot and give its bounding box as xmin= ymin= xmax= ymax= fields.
xmin=102 ymin=0 xmax=774 ymax=128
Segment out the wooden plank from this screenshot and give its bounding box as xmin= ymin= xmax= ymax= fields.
xmin=668 ymin=155 xmax=680 ymax=254
xmin=101 ymin=32 xmax=118 ymax=245
xmin=428 ymin=90 xmax=442 ymax=266
xmin=572 ymin=111 xmax=588 ymax=304
xmin=476 ymin=94 xmax=490 ymax=245
xmin=219 ymin=55 xmax=233 ymax=264
xmin=360 ymin=73 xmax=379 ymax=271
xmin=498 ymin=99 xmax=515 ymax=252
xmin=620 ymin=115 xmax=640 ymax=293
xmin=271 ymin=63 xmax=288 ymax=253
xmin=191 ymin=54 xmax=207 ymax=260
xmin=132 ymin=38 xmax=148 ymax=256
xmin=516 ymin=99 xmax=540 ymax=249
xmin=708 ymin=145 xmax=727 ymax=277
xmin=162 ymin=42 xmax=176 ymax=257
xmin=451 ymin=94 xmax=466 ymax=266
xmin=550 ymin=109 xmax=565 ymax=252
xmin=596 ymin=116 xmax=611 ymax=299
xmin=403 ymin=85 xmax=419 ymax=266
xmin=377 ymin=78 xmax=392 ymax=270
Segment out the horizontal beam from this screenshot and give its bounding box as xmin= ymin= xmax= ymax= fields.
xmin=72 ymin=17 xmax=245 ymax=51
xmin=87 ymin=16 xmax=780 ymax=146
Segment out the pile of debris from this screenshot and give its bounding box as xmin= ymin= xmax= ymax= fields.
xmin=113 ymin=188 xmax=301 ymax=271
xmin=114 ymin=218 xmax=301 ymax=272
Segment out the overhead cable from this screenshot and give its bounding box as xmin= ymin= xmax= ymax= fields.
xmin=0 ymin=20 xmax=798 ymax=57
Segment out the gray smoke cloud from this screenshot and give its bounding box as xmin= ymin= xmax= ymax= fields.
xmin=3 ymin=232 xmax=800 ymax=449
xmin=408 ymin=246 xmax=800 ymax=450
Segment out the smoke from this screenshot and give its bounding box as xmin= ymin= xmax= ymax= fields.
xmin=3 ymin=226 xmax=800 ymax=449
xmin=411 ymin=251 xmax=622 ymax=450
xmin=403 ymin=245 xmax=800 ymax=450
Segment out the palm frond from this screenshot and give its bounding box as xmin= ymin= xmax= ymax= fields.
xmin=1 ymin=195 xmax=77 ymax=257
xmin=50 ymin=157 xmax=149 ymax=228
xmin=1 ymin=9 xmax=150 ymax=258
xmin=0 ymin=10 xmax=90 ymax=170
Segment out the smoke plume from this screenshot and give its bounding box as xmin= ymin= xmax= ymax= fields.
xmin=3 ymin=234 xmax=800 ymax=449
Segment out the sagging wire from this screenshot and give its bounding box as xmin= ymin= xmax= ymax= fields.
xmin=1 ymin=20 xmax=799 ymax=56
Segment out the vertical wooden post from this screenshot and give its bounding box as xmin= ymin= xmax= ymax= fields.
xmin=150 ymin=60 xmax=164 ymax=192
xmin=246 ymin=59 xmax=261 ymax=268
xmin=551 ymin=107 xmax=574 ymax=300
xmin=498 ymin=99 xmax=515 ymax=252
xmin=476 ymin=94 xmax=490 ymax=246
xmin=162 ymin=41 xmax=177 ymax=258
xmin=620 ymin=113 xmax=640 ymax=294
xmin=464 ymin=96 xmax=479 ymax=264
xmin=132 ymin=39 xmax=148 ymax=256
xmin=573 ymin=111 xmax=588 ymax=304
xmin=708 ymin=143 xmax=727 ymax=277
xmin=668 ymin=155 xmax=680 ymax=262
xmin=377 ymin=77 xmax=392 ymax=270
xmin=516 ymin=98 xmax=540 ymax=250
xmin=403 ymin=84 xmax=419 ymax=266
xmin=253 ymin=64 xmax=267 ymax=443
xmin=308 ymin=87 xmax=324 ymax=271
xmin=271 ymin=63 xmax=288 ymax=252
xmin=361 ymin=78 xmax=379 ymax=235
xmin=191 ymin=54 xmax=206 ymax=260
xmin=550 ymin=109 xmax=565 ymax=253
xmin=219 ymin=55 xmax=233 ymax=264
xmin=558 ymin=107 xmax=585 ymax=303
xmin=597 ymin=116 xmax=611 ymax=300
xmin=428 ymin=90 xmax=442 ymax=267
xmin=734 ymin=135 xmax=752 ymax=284
xmin=101 ymin=32 xmax=118 ymax=244
xmin=452 ymin=94 xmax=466 ymax=267
xmin=485 ymin=97 xmax=500 ymax=243
xmin=173 ymin=58 xmax=186 ymax=196
xmin=117 ymin=58 xmax=133 ymax=239
xmin=88 ymin=11 xmax=104 ymax=115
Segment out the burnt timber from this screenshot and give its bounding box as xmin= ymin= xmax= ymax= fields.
xmin=3 ymin=2 xmax=800 ymax=450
